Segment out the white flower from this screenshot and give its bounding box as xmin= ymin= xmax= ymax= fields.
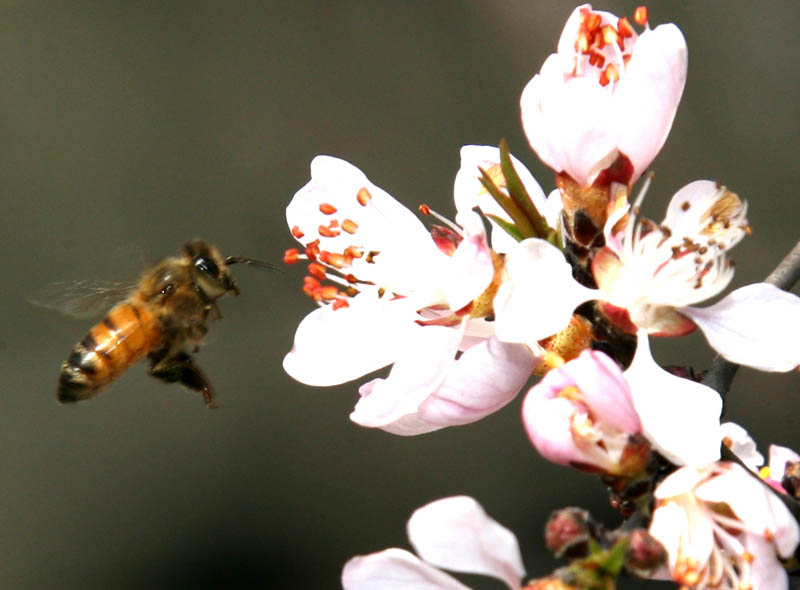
xmin=521 ymin=4 xmax=687 ymax=187
xmin=720 ymin=422 xmax=764 ymax=472
xmin=342 ymin=496 xmax=525 ymax=590
xmin=283 ymin=156 xmax=536 ymax=435
xmin=594 ymin=179 xmax=800 ymax=372
xmin=522 ymin=349 xmax=648 ymax=475
xmin=650 ymin=462 xmax=800 ymax=590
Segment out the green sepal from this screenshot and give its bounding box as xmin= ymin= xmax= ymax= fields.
xmin=485 ymin=213 xmax=523 ymax=242
xmin=498 ymin=139 xmax=555 ymax=241
xmin=478 ymin=167 xmax=538 ymax=238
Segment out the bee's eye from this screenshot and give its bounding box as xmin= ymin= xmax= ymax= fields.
xmin=194 ymin=257 xmax=220 ymax=277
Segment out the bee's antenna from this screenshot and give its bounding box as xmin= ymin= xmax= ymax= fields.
xmin=224 ymin=256 xmax=279 ymax=271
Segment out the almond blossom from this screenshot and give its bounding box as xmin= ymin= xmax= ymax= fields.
xmin=593 ymin=179 xmax=800 ymax=371
xmin=521 ymin=349 xmax=648 ymax=476
xmin=521 ymin=4 xmax=687 ymax=187
xmin=522 ymin=343 xmax=723 ymax=469
xmin=342 ymin=496 xmax=526 ymax=590
xmin=283 ymin=156 xmax=536 ymax=435
xmin=650 ymin=462 xmax=800 ymax=590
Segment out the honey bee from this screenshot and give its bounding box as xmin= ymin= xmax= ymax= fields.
xmin=39 ymin=240 xmax=273 ymax=408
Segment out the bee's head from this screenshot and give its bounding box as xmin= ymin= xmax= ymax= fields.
xmin=183 ymin=240 xmax=240 ymax=299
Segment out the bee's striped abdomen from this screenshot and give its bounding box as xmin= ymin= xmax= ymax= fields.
xmin=58 ymin=298 xmax=161 ymax=402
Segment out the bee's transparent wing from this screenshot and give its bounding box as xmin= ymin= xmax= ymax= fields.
xmin=30 ymin=280 xmax=137 ymax=319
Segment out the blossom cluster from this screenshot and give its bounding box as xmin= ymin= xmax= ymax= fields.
xmin=283 ymin=5 xmax=800 ymax=589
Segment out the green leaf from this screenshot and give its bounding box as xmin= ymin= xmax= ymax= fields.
xmin=478 ymin=167 xmax=538 ymax=238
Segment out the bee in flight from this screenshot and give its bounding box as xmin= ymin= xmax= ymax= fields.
xmin=38 ymin=240 xmax=273 ymax=408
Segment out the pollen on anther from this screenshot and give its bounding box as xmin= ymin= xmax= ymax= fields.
xmin=308 ymin=262 xmax=326 ymax=279
xmin=332 ymin=298 xmax=349 ymax=310
xmin=318 ymin=224 xmax=341 ymax=238
xmin=419 ymin=204 xmax=431 ymax=216
xmin=617 ymin=17 xmax=634 ymax=38
xmin=634 ymin=6 xmax=648 ymax=25
xmin=291 ymin=225 xmax=305 ymax=239
xmin=603 ymin=64 xmax=620 ymax=85
xmin=319 ymin=285 xmax=339 ymax=301
xmin=681 ymin=201 xmax=691 ymax=211
xmin=305 ymin=239 xmax=320 ymax=260
xmin=601 ymin=25 xmax=619 ymax=47
xmin=283 ymin=248 xmax=300 ymax=264
xmin=357 ymin=187 xmax=372 ymax=206
xmin=342 ymin=219 xmax=358 ymax=234
xmin=319 ymin=203 xmax=338 ymax=215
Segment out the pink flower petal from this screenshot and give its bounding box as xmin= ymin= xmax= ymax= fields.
xmin=342 ymin=548 xmax=471 ymax=590
xmin=418 ymin=337 xmax=536 ymax=428
xmin=407 ymin=496 xmax=525 ymax=590
xmin=494 ymin=239 xmax=597 ymax=343
xmin=350 ymin=324 xmax=464 ymax=435
xmin=625 ymin=333 xmax=721 ymax=466
xmin=681 ymin=283 xmax=800 ymax=372
xmin=283 ymin=295 xmax=418 ymax=386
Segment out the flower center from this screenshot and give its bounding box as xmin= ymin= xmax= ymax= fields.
xmin=572 ymin=6 xmax=649 ymax=87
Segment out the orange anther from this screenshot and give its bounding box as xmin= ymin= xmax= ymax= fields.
xmin=617 ymin=17 xmax=634 ymax=38
xmin=319 ymin=203 xmax=338 ymax=215
xmin=305 ymin=239 xmax=320 ymax=260
xmin=319 ymin=285 xmax=339 ymax=301
xmin=318 ymin=224 xmax=341 ymax=238
xmin=342 ymin=218 xmax=358 ymax=234
xmin=344 ymin=273 xmax=358 ymax=283
xmin=419 ymin=204 xmax=431 ymax=215
xmin=308 ymin=262 xmax=327 ymax=279
xmin=357 ymin=187 xmax=372 ymax=206
xmin=599 ymin=63 xmax=619 ymax=87
xmin=584 ymin=12 xmax=601 ymax=32
xmin=291 ymin=225 xmax=305 ymax=239
xmin=344 ymin=245 xmax=363 ymax=259
xmin=320 ymin=251 xmax=347 ymax=269
xmin=634 ymin=6 xmax=648 ymax=26
xmin=576 ymin=31 xmax=590 ymax=53
xmin=283 ymin=248 xmax=300 ymax=264
xmin=601 ymin=24 xmax=619 ymax=46
xmin=332 ymin=298 xmax=350 ymax=310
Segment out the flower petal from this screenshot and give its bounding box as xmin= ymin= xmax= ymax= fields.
xmin=522 ymin=391 xmax=582 ymax=466
xmin=287 ymin=155 xmax=448 ymax=296
xmin=681 ymin=282 xmax=800 ymax=372
xmin=443 ymin=211 xmax=495 ymax=311
xmin=696 ymin=463 xmax=800 ymax=558
xmin=342 ymin=548 xmax=471 ymax=590
xmin=720 ymin=422 xmax=764 ymax=472
xmin=418 ymin=337 xmax=536 ymax=428
xmin=742 ymin=532 xmax=790 ymax=590
xmin=350 ymin=324 xmax=463 ymax=435
xmin=570 ymin=350 xmax=640 ymax=433
xmin=625 ymin=332 xmax=722 ymax=466
xmin=769 ymin=444 xmax=800 ymax=481
xmin=614 ymin=23 xmax=687 ymax=183
xmin=407 ymin=496 xmax=525 ymax=590
xmin=283 ymin=295 xmax=418 ymax=386
xmin=494 ymin=239 xmax=597 ymax=343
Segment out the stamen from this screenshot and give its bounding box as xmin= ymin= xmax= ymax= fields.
xmin=617 ymin=17 xmax=634 ymax=38
xmin=332 ymin=298 xmax=349 ymax=310
xmin=284 ymin=248 xmax=301 ymax=264
xmin=291 ymin=225 xmax=305 ymax=239
xmin=319 ymin=203 xmax=337 ymax=215
xmin=308 ymin=262 xmax=327 ymax=279
xmin=318 ymin=224 xmax=341 ymax=238
xmin=418 ymin=203 xmax=463 ymax=235
xmin=634 ymin=6 xmax=648 ymax=26
xmin=342 ymin=219 xmax=359 ymax=234
xmin=357 ymin=187 xmax=372 ymax=206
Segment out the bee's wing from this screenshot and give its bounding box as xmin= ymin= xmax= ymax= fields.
xmin=30 ymin=280 xmax=138 ymax=319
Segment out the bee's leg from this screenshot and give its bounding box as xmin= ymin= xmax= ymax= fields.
xmin=148 ymin=352 xmax=217 ymax=409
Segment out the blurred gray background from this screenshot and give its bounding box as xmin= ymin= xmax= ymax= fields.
xmin=0 ymin=1 xmax=798 ymax=588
